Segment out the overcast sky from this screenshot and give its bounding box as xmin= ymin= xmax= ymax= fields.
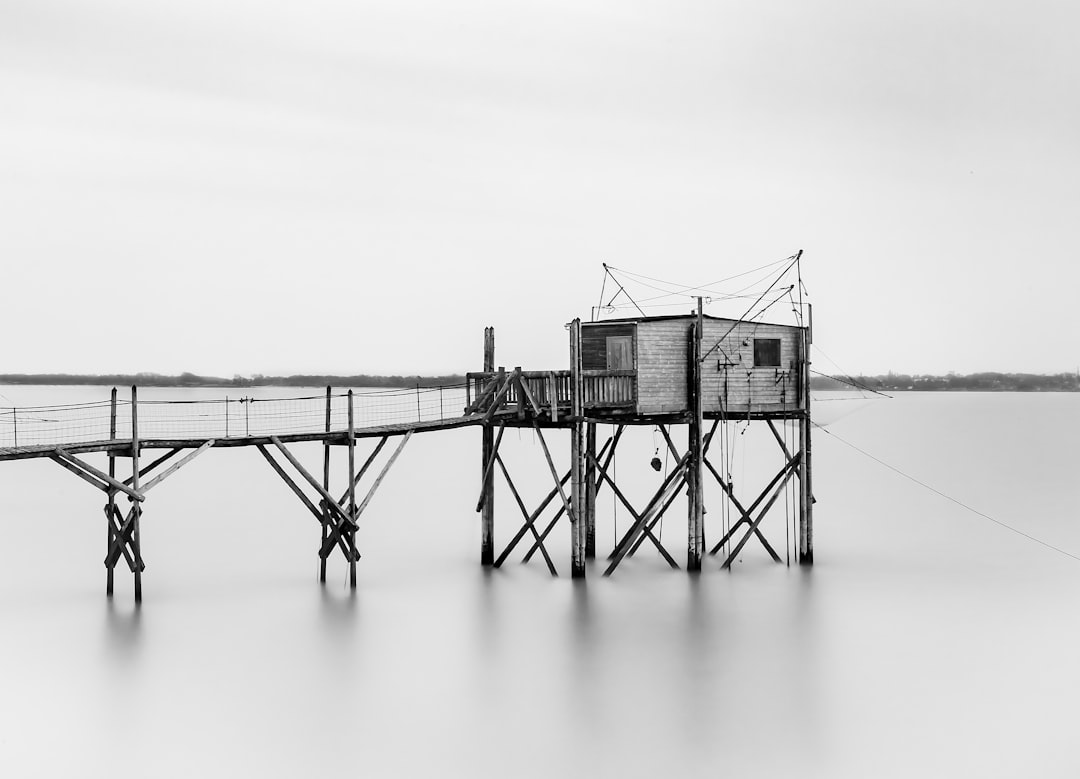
xmin=1 ymin=0 xmax=1076 ymax=377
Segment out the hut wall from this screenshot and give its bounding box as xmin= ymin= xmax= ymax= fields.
xmin=700 ymin=320 xmax=802 ymax=414
xmin=635 ymin=319 xmax=692 ymax=414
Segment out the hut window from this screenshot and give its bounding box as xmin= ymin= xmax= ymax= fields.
xmin=753 ymin=338 xmax=781 ymax=367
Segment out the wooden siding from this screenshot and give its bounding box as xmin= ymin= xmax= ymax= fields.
xmin=700 ymin=320 xmax=802 ymax=414
xmin=581 ymin=323 xmax=635 ymax=371
xmin=636 ymin=319 xmax=692 ymax=414
xmin=636 ymin=317 xmax=804 ymax=415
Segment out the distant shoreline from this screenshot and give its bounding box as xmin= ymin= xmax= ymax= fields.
xmin=1 ymin=371 xmax=1076 ymax=392
xmin=0 ymin=373 xmax=466 ymax=389
xmin=810 ymin=372 xmax=1079 ymax=393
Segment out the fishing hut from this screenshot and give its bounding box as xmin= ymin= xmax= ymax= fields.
xmin=0 ymin=259 xmax=814 ymax=601
xmin=466 ymin=300 xmax=813 ymax=578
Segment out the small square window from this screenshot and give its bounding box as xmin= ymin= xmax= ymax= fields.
xmin=753 ymin=338 xmax=781 ymax=367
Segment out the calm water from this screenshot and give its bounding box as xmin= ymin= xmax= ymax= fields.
xmin=0 ymin=387 xmax=1077 ymax=777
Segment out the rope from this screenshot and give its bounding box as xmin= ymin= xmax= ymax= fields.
xmin=813 ymin=422 xmax=1080 ymax=565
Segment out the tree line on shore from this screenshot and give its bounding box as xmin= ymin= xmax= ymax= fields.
xmin=811 ymin=371 xmax=1080 ymax=392
xmin=0 ymin=372 xmax=467 ymax=389
xmin=2 ymin=370 xmax=1077 ymax=392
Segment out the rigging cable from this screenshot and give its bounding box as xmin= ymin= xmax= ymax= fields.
xmin=701 ymin=251 xmax=802 ymax=364
xmin=601 ymin=263 xmax=647 ymax=318
xmin=813 ymin=422 xmax=1080 ymax=565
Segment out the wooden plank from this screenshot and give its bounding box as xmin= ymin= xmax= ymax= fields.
xmin=140 ymin=439 xmax=215 ymax=493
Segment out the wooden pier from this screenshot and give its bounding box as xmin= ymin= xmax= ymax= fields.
xmin=0 ymin=301 xmax=814 ymax=601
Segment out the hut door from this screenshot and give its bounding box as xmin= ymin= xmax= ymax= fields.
xmin=606 ymin=336 xmax=634 ymax=370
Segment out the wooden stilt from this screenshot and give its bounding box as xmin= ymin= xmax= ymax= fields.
xmin=585 ymin=423 xmax=596 ymax=559
xmin=347 ymin=390 xmax=357 ymax=588
xmin=130 ymin=386 xmax=142 ymax=603
xmin=106 ymin=388 xmax=117 ymax=597
xmin=480 ymin=327 xmax=495 ymax=566
xmin=799 ymin=321 xmax=814 ymax=565
xmin=569 ymin=318 xmax=586 ymax=578
xmin=321 ymin=386 xmax=331 ymax=584
xmin=687 ymin=301 xmax=704 ymax=572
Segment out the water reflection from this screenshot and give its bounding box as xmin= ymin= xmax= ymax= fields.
xmin=102 ymin=598 xmax=142 ymax=664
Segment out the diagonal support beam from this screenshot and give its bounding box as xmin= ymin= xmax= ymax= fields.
xmin=122 ymin=448 xmax=182 ymax=487
xmin=140 ymin=440 xmax=214 ymax=493
xmin=495 ymin=468 xmax=570 ymax=568
xmin=104 ymin=503 xmax=142 ymax=572
xmin=270 ymin=437 xmax=354 ymax=526
xmin=707 ymin=452 xmax=800 ymax=557
xmin=531 ymin=423 xmax=576 ymax=524
xmin=321 ymin=431 xmax=413 ymax=559
xmin=495 ymin=454 xmax=557 ymax=576
xmin=335 ymin=436 xmax=389 ymax=507
xmin=105 ymin=504 xmax=145 ymax=571
xmin=703 ymin=456 xmax=781 ymax=561
xmin=721 ymin=458 xmax=800 ymax=568
xmin=475 ymin=424 xmax=506 ymax=512
xmin=52 ymin=448 xmax=144 ymax=501
xmin=599 ymin=451 xmax=686 ymax=572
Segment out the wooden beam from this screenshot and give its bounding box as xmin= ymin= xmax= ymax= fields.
xmin=495 ymin=467 xmax=570 ymax=567
xmin=481 ymin=368 xmax=516 ymax=424
xmin=475 ymin=423 xmax=506 ymax=512
xmin=707 ymin=453 xmax=800 ymax=556
xmin=122 ymin=448 xmax=182 ymax=487
xmin=50 ymin=453 xmax=108 ymax=492
xmin=52 ymin=448 xmax=144 ymax=501
xmin=140 ymin=440 xmax=214 ymax=493
xmin=335 ymin=436 xmax=389 ymax=507
xmin=269 ymin=436 xmax=354 ymax=526
xmin=353 ymin=430 xmax=412 ymax=519
xmin=496 ymin=454 xmax=557 ymax=576
xmin=256 ymin=444 xmax=325 ymax=524
xmin=722 ymin=459 xmax=799 ymax=568
xmin=596 ymin=453 xmax=683 ymax=570
xmin=517 ymin=376 xmax=544 ymax=418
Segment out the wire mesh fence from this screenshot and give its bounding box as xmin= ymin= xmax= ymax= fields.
xmin=0 ymin=385 xmax=470 ymax=449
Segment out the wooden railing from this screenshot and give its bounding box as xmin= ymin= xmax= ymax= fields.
xmin=465 ymin=369 xmax=636 ymax=417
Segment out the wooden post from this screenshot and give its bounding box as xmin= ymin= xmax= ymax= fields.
xmin=130 ymin=386 xmax=143 ymax=603
xmin=480 ymin=326 xmax=496 ymax=566
xmin=687 ymin=300 xmax=704 ymax=571
xmin=321 ymin=386 xmax=331 ymax=584
xmin=799 ymin=319 xmax=814 ymax=565
xmin=570 ymin=318 xmax=586 ymax=578
xmin=585 ymin=422 xmax=597 ymax=559
xmin=347 ymin=389 xmax=358 ymax=587
xmin=106 ymin=387 xmax=117 ymax=596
